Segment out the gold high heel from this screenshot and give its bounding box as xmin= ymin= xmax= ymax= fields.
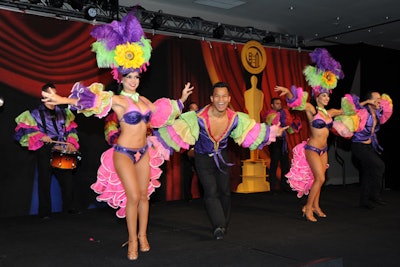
xmin=312 ymin=208 xmax=327 ymax=218
xmin=302 ymin=206 xmax=317 ymax=222
xmin=122 ymin=240 xmax=138 ymax=260
xmin=138 ymin=235 xmax=150 ymax=252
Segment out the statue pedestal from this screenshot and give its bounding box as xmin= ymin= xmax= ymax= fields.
xmin=235 ymin=159 xmax=270 ymax=193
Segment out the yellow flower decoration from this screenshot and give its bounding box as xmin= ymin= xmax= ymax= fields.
xmin=321 ymin=70 xmax=337 ymax=89
xmin=114 ymin=42 xmax=145 ymax=69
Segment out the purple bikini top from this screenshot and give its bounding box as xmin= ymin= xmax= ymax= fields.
xmin=121 ymin=97 xmax=151 ymax=125
xmin=311 ymin=112 xmax=333 ymax=129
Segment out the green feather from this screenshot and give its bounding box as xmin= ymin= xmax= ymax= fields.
xmin=91 ymin=41 xmax=116 ymax=68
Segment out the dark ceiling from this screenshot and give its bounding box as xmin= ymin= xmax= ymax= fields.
xmin=125 ymin=0 xmax=400 ymax=50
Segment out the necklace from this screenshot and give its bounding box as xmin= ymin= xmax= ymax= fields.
xmin=316 ymin=106 xmax=329 ymax=116
xmin=120 ymin=90 xmax=139 ymax=102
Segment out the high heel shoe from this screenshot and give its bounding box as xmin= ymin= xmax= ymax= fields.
xmin=138 ymin=235 xmax=150 ymax=252
xmin=302 ymin=206 xmax=317 ymax=222
xmin=122 ymin=240 xmax=138 ymax=260
xmin=312 ymin=208 xmax=327 ymax=218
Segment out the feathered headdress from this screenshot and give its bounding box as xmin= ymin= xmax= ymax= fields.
xmin=303 ymin=48 xmax=344 ymax=97
xmin=90 ymin=10 xmax=152 ymax=82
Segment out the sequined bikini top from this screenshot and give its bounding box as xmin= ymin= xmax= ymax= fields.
xmin=121 ymin=97 xmax=151 ymax=125
xmin=311 ymin=112 xmax=333 ymax=129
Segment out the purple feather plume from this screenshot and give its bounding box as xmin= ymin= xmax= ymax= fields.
xmin=90 ymin=11 xmax=144 ymax=50
xmin=309 ymin=48 xmax=344 ymax=79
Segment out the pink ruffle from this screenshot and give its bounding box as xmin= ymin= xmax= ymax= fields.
xmin=65 ymin=121 xmax=78 ymax=132
xmin=286 ymin=141 xmax=328 ymax=198
xmin=90 ymin=136 xmax=170 ymax=218
xmin=166 ymin=126 xmax=190 ymax=150
xmin=66 ymin=137 xmax=80 ymax=150
xmin=343 ymin=94 xmax=355 ymax=106
xmin=380 ymin=99 xmax=393 ymax=124
xmin=287 ymin=87 xmax=304 ymax=108
xmin=149 ymin=98 xmax=173 ymax=128
xmin=355 ymin=109 xmax=368 ymax=132
xmin=332 ymin=121 xmax=353 ymax=139
xmin=15 ymin=123 xmax=44 ymax=150
xmin=241 ymin=123 xmax=261 ymax=148
xmin=266 ymin=125 xmax=278 ymax=145
xmin=28 ymin=132 xmax=46 ymax=150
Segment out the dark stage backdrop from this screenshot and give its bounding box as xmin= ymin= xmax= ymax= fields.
xmin=2 ymin=9 xmax=397 ymax=218
xmin=324 ymin=45 xmax=400 ymax=191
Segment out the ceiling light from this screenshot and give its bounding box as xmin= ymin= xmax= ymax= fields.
xmin=84 ymin=5 xmax=97 ymax=20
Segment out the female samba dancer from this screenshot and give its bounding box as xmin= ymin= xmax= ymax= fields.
xmin=275 ymin=48 xmax=346 ymax=222
xmin=42 ymin=11 xmax=194 ymax=260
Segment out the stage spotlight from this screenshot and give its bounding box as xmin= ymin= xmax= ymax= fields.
xmin=213 ymin=25 xmax=224 ymax=39
xmin=69 ymin=0 xmax=83 ymax=11
xmin=151 ymin=15 xmax=163 ymax=29
xmin=262 ymin=34 xmax=275 ymax=44
xmin=48 ymin=0 xmax=64 ymax=8
xmin=84 ymin=5 xmax=97 ymax=20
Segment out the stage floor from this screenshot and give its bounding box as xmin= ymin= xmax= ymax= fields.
xmin=1 ymin=184 xmax=399 ymax=267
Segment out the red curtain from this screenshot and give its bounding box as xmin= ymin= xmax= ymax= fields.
xmin=0 ymin=10 xmax=114 ymax=96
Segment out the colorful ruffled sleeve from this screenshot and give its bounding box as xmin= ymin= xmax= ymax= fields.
xmin=64 ymin=109 xmax=80 ymax=149
xmin=264 ymin=109 xmax=301 ymax=134
xmin=333 ymin=94 xmax=371 ymax=138
xmin=14 ymin=110 xmax=46 ymax=150
xmin=332 ymin=94 xmax=357 ymax=138
xmin=149 ymin=98 xmax=183 ymax=128
xmin=104 ymin=112 xmax=120 ymax=145
xmin=69 ymin=82 xmax=113 ymax=118
xmin=230 ymin=112 xmax=279 ymax=150
xmin=379 ymin=94 xmax=393 ymax=124
xmin=282 ymin=109 xmax=302 ymax=134
xmin=154 ymin=111 xmax=199 ymax=152
xmin=287 ymin=113 xmax=302 ymax=134
xmin=264 ymin=110 xmax=279 ymax=125
xmin=286 ymin=85 xmax=308 ymax=111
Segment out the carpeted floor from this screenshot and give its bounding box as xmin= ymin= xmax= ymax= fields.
xmin=1 ymin=184 xmax=399 ymax=267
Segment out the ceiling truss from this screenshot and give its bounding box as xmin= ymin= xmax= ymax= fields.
xmin=0 ymin=0 xmax=302 ymax=48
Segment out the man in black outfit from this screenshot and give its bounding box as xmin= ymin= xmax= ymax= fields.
xmin=350 ymin=91 xmax=392 ymax=209
xmin=193 ymin=83 xmax=287 ymax=240
xmin=15 ymin=83 xmax=80 ymax=218
xmin=263 ymin=97 xmax=301 ymax=193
